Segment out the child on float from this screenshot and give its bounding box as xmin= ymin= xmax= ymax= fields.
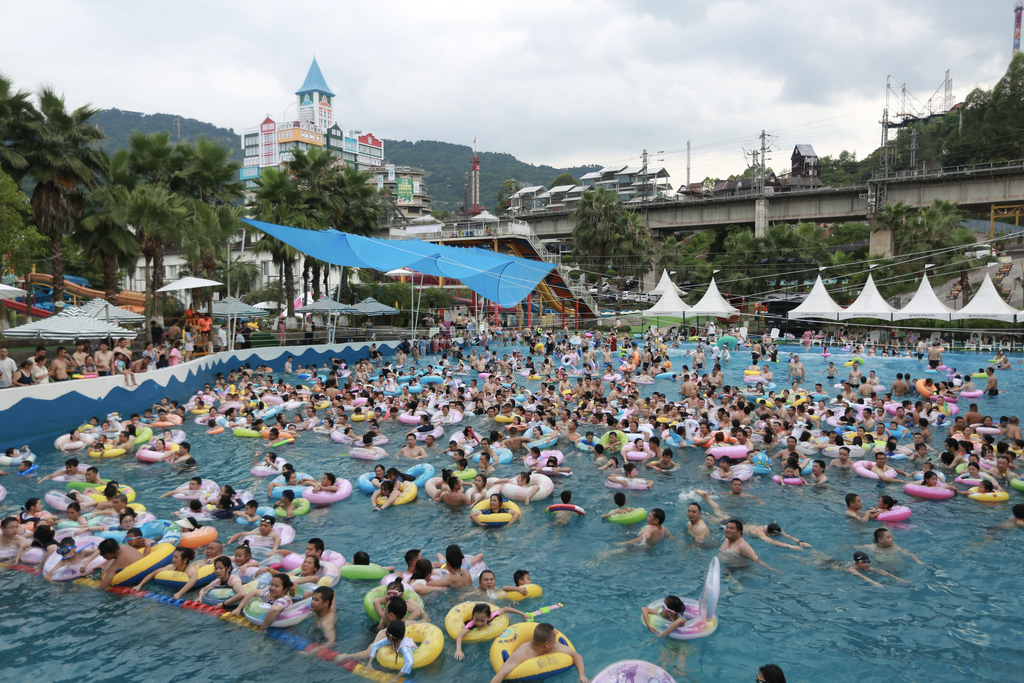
xmin=601 ymin=492 xmax=637 ymax=519
xmin=596 ymin=455 xmax=620 ymax=472
xmin=490 ymin=622 xmax=586 ymax=683
xmin=453 ymin=602 xmax=528 ymax=660
xmin=641 ymin=595 xmax=688 ymax=637
xmin=607 ymin=463 xmax=653 ymax=490
xmin=337 ymin=619 xmax=417 ymax=675
xmin=372 ymin=578 xmax=428 ymax=629
xmin=229 ymin=573 xmax=295 ymax=629
xmin=233 ymin=500 xmax=261 ymax=523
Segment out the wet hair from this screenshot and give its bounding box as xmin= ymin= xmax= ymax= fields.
xmin=98 ymin=538 xmax=119 ymax=555
xmin=650 ymin=508 xmax=665 ymax=524
xmin=879 ymin=495 xmax=897 ymax=509
xmin=844 ymin=493 xmax=859 ymax=506
xmin=873 ymin=528 xmax=890 ymax=542
xmin=313 ymin=585 xmax=335 ymax=607
xmin=236 ymin=541 xmax=252 ymax=559
xmin=613 ymin=492 xmax=626 ymax=506
xmin=353 ymin=551 xmax=370 ymax=565
xmin=385 ymin=619 xmax=406 ymax=642
xmin=758 ymin=664 xmax=787 ymax=683
xmin=404 ymin=548 xmax=422 ymax=565
xmin=177 ymin=547 xmax=195 ymax=562
xmin=214 ymin=556 xmax=233 ymax=572
xmin=513 ymin=569 xmax=530 ymax=585
xmin=411 ymin=558 xmax=434 ymax=581
xmin=726 ymin=518 xmax=744 ymax=533
xmin=532 ymin=622 xmax=555 ymax=643
xmin=308 ymin=538 xmax=325 ymax=553
xmin=386 ymin=596 xmax=407 ymax=619
xmin=560 ymin=490 xmax=572 ymax=504
xmin=273 ymin=574 xmax=294 ymax=590
xmin=664 ymin=595 xmax=684 ymax=613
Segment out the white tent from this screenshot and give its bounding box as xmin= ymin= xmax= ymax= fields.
xmin=3 ymin=307 xmax=138 ymax=340
xmin=471 ymin=210 xmax=499 ymax=222
xmin=838 ymin=274 xmax=898 ymax=321
xmin=951 ymin=273 xmax=1021 ymax=323
xmin=891 ymin=274 xmax=955 ymax=321
xmin=685 ymin=278 xmax=740 ymax=319
xmin=788 ymin=275 xmax=844 ymax=320
xmin=642 ymin=286 xmax=690 ymax=318
xmin=649 ymin=270 xmax=684 ymax=297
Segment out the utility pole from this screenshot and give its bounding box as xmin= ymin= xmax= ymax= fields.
xmin=175 ymin=117 xmax=181 ymax=140
xmin=641 ymin=148 xmax=648 ymax=200
xmin=686 ymin=139 xmax=690 ymax=191
xmin=909 ymin=128 xmax=918 ymax=171
xmin=463 ymin=172 xmax=469 ymax=217
xmin=759 ymin=129 xmax=768 ymax=194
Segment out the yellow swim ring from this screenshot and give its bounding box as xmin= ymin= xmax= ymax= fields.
xmin=445 ymin=601 xmax=508 ymax=642
xmin=500 ymin=584 xmax=543 ymax=603
xmin=494 ymin=415 xmax=514 ymax=423
xmin=376 ymin=482 xmax=417 ymax=506
xmin=88 ymin=445 xmax=127 ymax=459
xmin=375 ymin=621 xmax=443 ymax=670
xmin=489 ymin=622 xmax=576 ymax=682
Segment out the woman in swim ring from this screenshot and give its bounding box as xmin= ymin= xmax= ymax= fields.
xmin=470 ymin=493 xmax=522 ymax=527
xmin=199 ymin=555 xmax=246 ymax=606
xmin=530 ymin=456 xmax=572 ymax=477
xmin=136 ymin=546 xmax=198 ymax=599
xmin=453 ymin=602 xmax=527 ymax=659
xmin=229 ymin=573 xmax=297 ymax=628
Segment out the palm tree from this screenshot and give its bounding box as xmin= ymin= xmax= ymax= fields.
xmin=0 ymin=72 xmax=36 ymax=175
xmin=15 ymin=88 xmax=106 ymax=309
xmin=74 ymin=183 xmax=140 ymax=303
xmin=875 ymin=202 xmax=914 ymax=257
xmin=131 ymin=184 xmax=187 ymax=328
xmin=654 ymin=235 xmax=687 ymax=274
xmin=571 ymin=187 xmax=620 ymax=272
xmin=180 ymin=136 xmax=243 ymax=205
xmin=251 ymin=167 xmax=306 ymax=316
xmin=180 ymin=201 xmax=244 ymax=310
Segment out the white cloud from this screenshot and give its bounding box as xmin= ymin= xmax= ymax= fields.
xmin=1 ymin=0 xmax=1015 ymax=181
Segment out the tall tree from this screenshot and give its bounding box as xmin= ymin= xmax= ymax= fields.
xmin=0 ymin=72 xmax=36 ymax=175
xmin=15 ymin=88 xmax=106 ymax=308
xmin=570 ymin=187 xmax=623 ymax=272
xmin=74 ymin=182 xmax=141 ymax=302
xmin=251 ymin=167 xmax=306 ymax=316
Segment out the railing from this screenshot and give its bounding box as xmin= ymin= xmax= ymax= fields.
xmin=870 ymin=158 xmax=1024 ymax=182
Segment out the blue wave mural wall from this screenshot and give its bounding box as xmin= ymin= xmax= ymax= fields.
xmin=0 ymin=341 xmax=400 ymax=452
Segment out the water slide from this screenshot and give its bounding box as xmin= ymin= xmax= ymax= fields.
xmin=2 ymin=300 xmax=53 ymax=317
xmin=504 ymin=244 xmax=570 ymax=314
xmin=22 ymin=273 xmax=146 ymax=311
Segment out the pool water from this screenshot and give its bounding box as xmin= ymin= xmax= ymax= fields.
xmin=2 ymin=343 xmax=1023 ymax=683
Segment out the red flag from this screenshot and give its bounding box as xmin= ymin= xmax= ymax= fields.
xmin=473 ymin=138 xmax=476 ymax=144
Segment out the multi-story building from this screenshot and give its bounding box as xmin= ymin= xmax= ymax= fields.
xmin=578 ymin=165 xmax=673 ymax=201
xmin=240 ymin=58 xmax=384 ymax=190
xmin=369 ymin=164 xmax=432 ymax=220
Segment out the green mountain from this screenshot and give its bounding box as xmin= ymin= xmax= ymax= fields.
xmin=93 ymin=109 xmax=243 ymax=162
xmin=379 ymin=139 xmax=600 ymax=213
xmin=90 ymin=110 xmax=600 ymax=211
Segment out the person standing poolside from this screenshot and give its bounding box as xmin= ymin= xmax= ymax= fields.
xmin=0 ymin=346 xmax=17 ymax=388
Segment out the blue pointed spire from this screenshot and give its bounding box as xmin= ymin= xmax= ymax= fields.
xmin=295 ymin=58 xmax=334 ymax=97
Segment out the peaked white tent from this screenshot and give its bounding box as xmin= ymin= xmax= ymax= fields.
xmin=838 ymin=274 xmax=898 ymax=321
xmin=951 ymin=273 xmax=1022 ymax=322
xmin=685 ymin=278 xmax=740 ymax=319
xmin=788 ymin=275 xmax=844 ymax=320
xmin=891 ymin=274 xmax=955 ymax=321
xmin=649 ymin=270 xmax=684 ymax=297
xmin=73 ymin=298 xmax=146 ymax=325
xmin=642 ymin=286 xmax=689 ymax=318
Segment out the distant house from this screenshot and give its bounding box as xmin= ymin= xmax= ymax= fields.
xmin=509 ymin=185 xmax=549 ymax=213
xmin=777 ymin=144 xmax=823 ymax=192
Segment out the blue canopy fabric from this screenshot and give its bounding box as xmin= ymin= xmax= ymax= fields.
xmin=243 ymin=219 xmax=555 ymax=307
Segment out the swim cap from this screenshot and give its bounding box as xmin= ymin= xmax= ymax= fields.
xmin=853 ymin=551 xmax=870 ymax=563
xmin=766 ymin=523 xmax=782 ymax=536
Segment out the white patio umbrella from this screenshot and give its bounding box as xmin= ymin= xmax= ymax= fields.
xmin=295 ymin=296 xmax=358 ymax=315
xmin=74 ymin=298 xmax=146 ymax=325
xmin=0 ymin=283 xmax=27 ymax=300
xmin=155 ymin=276 xmax=223 ymax=293
xmin=253 ymin=301 xmax=281 ymax=310
xmin=3 ymin=307 xmax=138 ymax=340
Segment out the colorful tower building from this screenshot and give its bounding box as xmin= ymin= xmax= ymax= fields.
xmin=470 ymin=150 xmax=483 ymax=215
xmin=240 ymin=58 xmax=383 ymax=190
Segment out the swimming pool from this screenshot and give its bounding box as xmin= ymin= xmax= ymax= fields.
xmin=1 ymin=342 xmax=1022 ymax=683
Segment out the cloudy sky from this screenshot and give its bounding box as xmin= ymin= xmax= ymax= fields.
xmin=2 ymin=1 xmax=1017 ymax=181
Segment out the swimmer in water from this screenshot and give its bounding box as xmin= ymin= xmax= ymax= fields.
xmin=856 ymin=527 xmax=922 ymax=565
xmin=726 ymin=478 xmax=764 ymax=505
xmin=688 ymin=491 xmax=728 ymax=543
xmin=718 ymin=519 xmax=776 ymax=571
xmin=617 ymin=508 xmax=673 ymax=547
xmin=800 ymin=550 xmax=909 ymax=588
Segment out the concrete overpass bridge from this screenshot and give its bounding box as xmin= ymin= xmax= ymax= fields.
xmin=515 ymin=159 xmax=1024 ymax=255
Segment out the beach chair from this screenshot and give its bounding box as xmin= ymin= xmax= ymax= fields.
xmin=866 ymin=330 xmax=880 ymax=348
xmin=999 ymin=338 xmax=1013 ymax=352
xmin=737 ymin=327 xmax=748 ymax=342
xmin=979 ymin=335 xmax=994 ymax=352
xmin=770 ymin=328 xmax=780 ymax=341
xmin=964 ymin=332 xmax=980 ymax=351
xmin=927 ymin=332 xmax=941 ymax=344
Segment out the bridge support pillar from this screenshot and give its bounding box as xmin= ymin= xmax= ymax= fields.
xmin=868 ymin=220 xmax=893 ymax=257
xmin=754 ymin=198 xmax=768 ymax=237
